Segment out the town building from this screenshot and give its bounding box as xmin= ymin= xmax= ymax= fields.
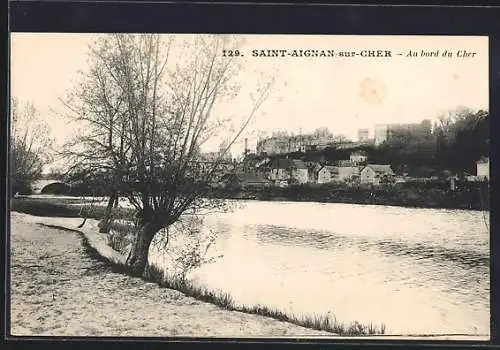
xmin=349 ymin=151 xmax=368 ymax=165
xmin=357 ymin=128 xmax=370 ymax=142
xmin=477 ymin=157 xmax=489 ymax=180
xmin=317 ymin=166 xmax=339 ymax=184
xmin=218 ymin=140 xmax=231 ymax=159
xmin=290 ymin=159 xmax=309 ymax=183
xmin=268 ymin=158 xmax=290 ymax=181
xmin=256 ymin=136 xmax=303 ymax=155
xmin=374 ymin=124 xmax=388 ymax=145
xmin=256 ymin=132 xmax=350 ymax=156
xmin=305 ymin=162 xmax=322 ymax=183
xmin=360 ymin=164 xmax=395 ymax=185
xmin=268 ymin=158 xmax=309 ymax=184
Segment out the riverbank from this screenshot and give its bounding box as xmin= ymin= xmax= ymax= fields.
xmin=11 ymin=209 xmax=487 ymax=340
xmin=9 ymin=202 xmax=387 ymax=337
xmin=207 ymin=181 xmax=490 ymax=211
xmin=10 ymin=212 xmax=334 ymax=337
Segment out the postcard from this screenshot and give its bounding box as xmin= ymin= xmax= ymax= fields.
xmin=9 ymin=33 xmax=489 ymax=340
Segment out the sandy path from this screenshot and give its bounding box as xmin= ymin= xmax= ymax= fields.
xmin=10 ymin=212 xmax=332 ymax=337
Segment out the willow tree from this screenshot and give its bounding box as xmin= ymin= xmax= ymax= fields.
xmin=61 ymin=34 xmax=272 ymax=275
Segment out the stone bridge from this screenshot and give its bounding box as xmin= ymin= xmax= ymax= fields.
xmin=31 ymin=179 xmax=69 ymax=194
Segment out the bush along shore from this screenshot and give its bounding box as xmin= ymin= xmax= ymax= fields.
xmin=206 ymin=181 xmax=490 ymax=211
xmin=11 ymin=197 xmax=387 ymax=336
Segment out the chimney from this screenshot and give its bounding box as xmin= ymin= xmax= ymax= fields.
xmin=244 ymin=138 xmax=248 ymax=156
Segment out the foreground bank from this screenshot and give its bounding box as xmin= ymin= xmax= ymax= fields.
xmin=10 ymin=212 xmax=333 ymax=337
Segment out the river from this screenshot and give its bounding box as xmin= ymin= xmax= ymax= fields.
xmin=147 ymin=200 xmax=489 ymax=336
xmin=29 ymin=195 xmax=491 ymax=336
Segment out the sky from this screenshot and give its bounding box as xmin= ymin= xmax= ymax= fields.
xmin=11 ymin=33 xmax=488 ymax=167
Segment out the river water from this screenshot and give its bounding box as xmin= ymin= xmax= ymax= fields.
xmin=149 ymin=200 xmax=489 ymax=336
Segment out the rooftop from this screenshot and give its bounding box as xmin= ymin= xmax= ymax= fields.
xmin=365 ymin=164 xmax=394 ymax=174
xmin=270 ymin=158 xmax=307 ymax=169
xmin=320 ymin=166 xmax=339 ymax=174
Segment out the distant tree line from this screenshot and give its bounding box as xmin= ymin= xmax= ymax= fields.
xmin=373 ymin=108 xmax=488 ymax=177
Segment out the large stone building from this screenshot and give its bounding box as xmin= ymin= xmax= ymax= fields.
xmin=256 ymin=134 xmax=336 ymax=155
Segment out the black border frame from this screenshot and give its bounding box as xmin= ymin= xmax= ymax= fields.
xmin=4 ymin=2 xmax=499 ymax=349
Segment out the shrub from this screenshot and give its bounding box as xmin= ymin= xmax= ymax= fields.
xmin=11 ymin=182 xmax=33 ymax=196
xmin=106 ymin=220 xmax=135 ymax=255
xmin=11 ymin=198 xmax=81 ymax=217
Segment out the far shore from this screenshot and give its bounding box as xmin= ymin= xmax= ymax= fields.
xmin=28 ymin=176 xmax=489 ymax=212
xmin=14 ymin=189 xmax=490 ymax=214
xmin=206 ymin=182 xmax=490 ymax=211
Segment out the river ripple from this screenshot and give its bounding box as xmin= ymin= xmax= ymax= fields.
xmin=153 ymin=200 xmax=490 ymax=336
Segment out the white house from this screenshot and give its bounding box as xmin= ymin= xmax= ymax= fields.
xmin=317 ymin=166 xmax=339 ymax=184
xmin=360 ymin=164 xmax=395 ymax=185
xmin=349 ymin=151 xmax=368 ymax=165
xmin=476 ymin=157 xmax=489 ymax=180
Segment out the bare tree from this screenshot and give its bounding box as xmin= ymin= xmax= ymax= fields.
xmin=312 ymin=127 xmax=333 ymax=139
xmin=10 ymin=98 xmax=53 ymax=194
xmin=61 ymin=34 xmax=272 ymax=275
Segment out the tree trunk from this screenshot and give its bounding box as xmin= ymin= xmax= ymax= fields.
xmin=126 ymin=220 xmax=158 ymax=276
xmin=99 ymin=192 xmax=118 ymax=233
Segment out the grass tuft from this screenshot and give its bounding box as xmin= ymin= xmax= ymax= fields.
xmin=144 ymin=264 xmax=236 ymax=310
xmin=143 ymin=263 xmax=387 ymax=336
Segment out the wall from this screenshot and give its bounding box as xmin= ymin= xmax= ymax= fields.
xmin=317 ymin=169 xmax=330 ymax=184
xmin=477 ymin=162 xmax=489 ymax=180
xmin=360 ymin=167 xmax=376 ymax=184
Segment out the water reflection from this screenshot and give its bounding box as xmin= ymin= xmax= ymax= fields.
xmin=245 ymin=224 xmax=488 ymax=269
xmin=187 ymin=201 xmax=489 ymax=336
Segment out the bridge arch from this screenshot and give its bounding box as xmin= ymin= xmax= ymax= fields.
xmin=31 ymin=179 xmax=70 ymax=195
xmin=40 ymin=182 xmax=71 ymax=195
